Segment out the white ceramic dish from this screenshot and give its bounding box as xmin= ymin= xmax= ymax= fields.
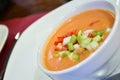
xmin=37 ymin=0 xmax=120 ymax=80
xmin=0 ymin=25 xmax=8 ymax=53
xmin=3 ymin=0 xmax=120 ymax=80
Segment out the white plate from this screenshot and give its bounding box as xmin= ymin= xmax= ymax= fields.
xmin=3 ymin=0 xmax=120 ymax=80
xmin=0 ymin=25 xmax=8 ymax=53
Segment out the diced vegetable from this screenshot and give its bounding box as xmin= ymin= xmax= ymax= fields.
xmin=78 ymin=30 xmax=82 ymax=36
xmin=80 ymin=43 xmax=88 ymax=48
xmin=88 ymin=33 xmax=95 ymax=38
xmin=62 ymin=36 xmax=71 ymax=45
xmin=82 ymin=29 xmax=94 ymax=37
xmin=93 ymin=35 xmax=101 ymax=42
xmin=56 ymin=43 xmax=63 ymax=50
xmin=93 ymin=30 xmax=104 ymax=36
xmin=82 ymin=37 xmax=92 ymax=45
xmin=54 ymin=37 xmax=64 ymax=45
xmin=77 ymin=35 xmax=82 ymax=44
xmin=53 ymin=28 xmax=106 ymax=61
xmin=71 ymin=53 xmax=80 ymax=61
xmin=70 ymin=34 xmax=77 ymax=44
xmin=86 ymin=44 xmax=93 ymax=51
xmin=90 ymin=41 xmax=99 ymax=49
xmin=81 ymin=35 xmax=87 ymax=39
xmin=68 ymin=43 xmax=74 ymax=51
xmin=62 ymin=51 xmax=70 ymax=58
xmin=73 ymin=44 xmax=80 ymax=49
xmin=57 ymin=37 xmax=64 ymax=42
xmin=74 ymin=47 xmax=85 ymax=54
xmin=58 ymin=51 xmax=65 ymax=56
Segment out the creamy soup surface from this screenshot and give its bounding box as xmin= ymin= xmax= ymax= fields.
xmin=42 ymin=9 xmax=114 ymax=71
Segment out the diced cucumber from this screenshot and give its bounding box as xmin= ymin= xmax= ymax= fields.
xmin=93 ymin=35 xmax=101 ymax=42
xmin=86 ymin=44 xmax=93 ymax=51
xmin=90 ymin=41 xmax=99 ymax=49
xmin=93 ymin=30 xmax=104 ymax=36
xmin=70 ymin=35 xmax=77 ymax=44
xmin=68 ymin=43 xmax=74 ymax=51
xmin=82 ymin=37 xmax=92 ymax=45
xmin=77 ymin=35 xmax=82 ymax=44
xmin=78 ymin=37 xmax=92 ymax=48
xmin=81 ymin=35 xmax=87 ymax=39
xmin=62 ymin=51 xmax=70 ymax=58
xmin=80 ymin=43 xmax=88 ymax=48
xmin=71 ymin=53 xmax=80 ymax=61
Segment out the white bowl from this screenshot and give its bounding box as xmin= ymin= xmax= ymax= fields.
xmin=37 ymin=0 xmax=120 ymax=80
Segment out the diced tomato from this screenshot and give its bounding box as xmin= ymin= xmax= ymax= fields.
xmin=55 ymin=43 xmax=63 ymax=51
xmin=54 ymin=41 xmax=58 ymax=45
xmin=54 ymin=37 xmax=64 ymax=45
xmin=54 ymin=43 xmax=67 ymax=51
xmin=88 ymin=33 xmax=95 ymax=38
xmin=57 ymin=37 xmax=64 ymax=42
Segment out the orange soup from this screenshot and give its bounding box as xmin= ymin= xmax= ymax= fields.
xmin=42 ymin=9 xmax=114 ymax=71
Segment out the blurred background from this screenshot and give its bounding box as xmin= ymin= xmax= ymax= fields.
xmin=0 ymin=0 xmax=71 ymax=21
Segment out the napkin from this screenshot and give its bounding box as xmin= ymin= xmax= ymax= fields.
xmin=0 ymin=12 xmax=48 ymax=71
